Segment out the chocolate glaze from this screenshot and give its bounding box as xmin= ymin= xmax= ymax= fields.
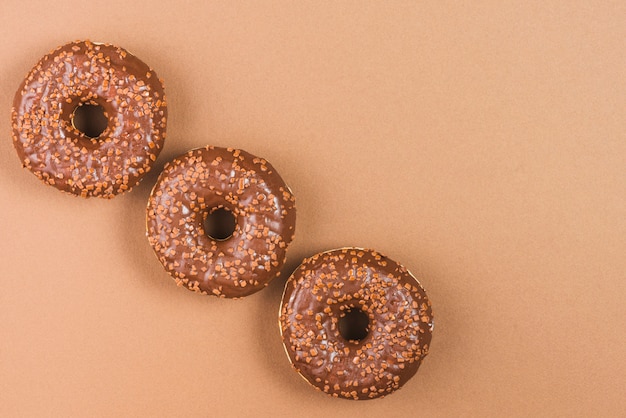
xmin=146 ymin=146 xmax=296 ymax=298
xmin=279 ymin=248 xmax=433 ymax=400
xmin=11 ymin=40 xmax=167 ymax=198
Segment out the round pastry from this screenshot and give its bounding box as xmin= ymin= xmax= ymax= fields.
xmin=146 ymin=146 xmax=296 ymax=298
xmin=11 ymin=40 xmax=167 ymax=198
xmin=279 ymin=248 xmax=433 ymax=400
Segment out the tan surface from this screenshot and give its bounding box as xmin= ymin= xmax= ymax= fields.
xmin=1 ymin=1 xmax=625 ymax=417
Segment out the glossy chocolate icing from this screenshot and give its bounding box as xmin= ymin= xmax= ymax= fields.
xmin=11 ymin=40 xmax=167 ymax=198
xmin=146 ymin=146 xmax=296 ymax=298
xmin=279 ymin=248 xmax=433 ymax=400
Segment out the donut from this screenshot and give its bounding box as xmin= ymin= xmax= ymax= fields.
xmin=146 ymin=146 xmax=296 ymax=298
xmin=279 ymin=248 xmax=433 ymax=400
xmin=11 ymin=40 xmax=167 ymax=198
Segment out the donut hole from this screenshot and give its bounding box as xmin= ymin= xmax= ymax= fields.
xmin=71 ymin=103 xmax=108 ymax=138
xmin=338 ymin=307 xmax=370 ymax=342
xmin=204 ymin=207 xmax=237 ymax=241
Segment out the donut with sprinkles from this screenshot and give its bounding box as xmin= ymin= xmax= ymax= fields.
xmin=11 ymin=40 xmax=167 ymax=198
xmin=146 ymin=146 xmax=296 ymax=298
xmin=279 ymin=248 xmax=433 ymax=400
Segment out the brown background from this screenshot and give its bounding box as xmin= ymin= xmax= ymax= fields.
xmin=1 ymin=1 xmax=625 ymax=417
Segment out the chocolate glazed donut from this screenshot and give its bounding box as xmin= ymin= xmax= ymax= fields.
xmin=279 ymin=248 xmax=433 ymax=400
xmin=11 ymin=40 xmax=167 ymax=198
xmin=146 ymin=146 xmax=296 ymax=298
